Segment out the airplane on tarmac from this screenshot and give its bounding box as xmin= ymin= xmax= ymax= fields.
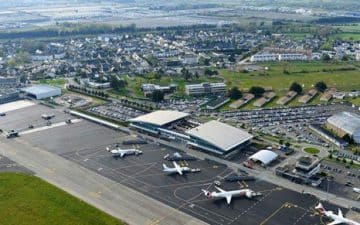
xmin=162 ymin=161 xmax=196 ymax=175
xmin=202 ymin=186 xmax=262 ymax=205
xmin=106 ymin=147 xmax=142 ymax=158
xmin=353 ymin=187 xmax=360 ymax=194
xmin=315 ymin=203 xmax=360 ymax=225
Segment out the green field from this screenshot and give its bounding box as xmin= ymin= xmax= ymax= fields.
xmin=0 ymin=173 xmax=124 ymax=225
xmin=349 ymin=97 xmax=360 ymax=106
xmin=37 ymin=78 xmax=68 ymax=88
xmin=221 ymin=61 xmax=360 ymax=94
xmin=304 ymin=147 xmax=320 ymax=155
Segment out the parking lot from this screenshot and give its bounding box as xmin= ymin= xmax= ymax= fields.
xmin=319 ymin=160 xmax=360 ymax=201
xmin=87 ymin=102 xmax=145 ymax=122
xmin=0 ymin=102 xmax=350 ymax=225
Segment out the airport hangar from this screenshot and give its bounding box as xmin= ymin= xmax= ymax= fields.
xmin=21 ymin=85 xmax=61 ymax=100
xmin=129 ymin=110 xmax=253 ymax=155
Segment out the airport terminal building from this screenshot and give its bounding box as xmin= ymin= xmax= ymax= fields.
xmin=129 ymin=110 xmax=253 ymax=155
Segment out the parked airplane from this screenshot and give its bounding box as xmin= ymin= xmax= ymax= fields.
xmin=353 ymin=188 xmax=360 ymax=194
xmin=202 ymin=186 xmax=262 ymax=205
xmin=162 ymin=161 xmax=192 ymax=175
xmin=106 ymin=147 xmax=142 ymax=158
xmin=315 ymin=203 xmax=360 ymax=225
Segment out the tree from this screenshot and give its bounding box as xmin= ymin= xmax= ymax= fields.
xmin=249 ymin=86 xmax=265 ymax=97
xmin=110 ymin=75 xmax=127 ymax=90
xmin=290 ymin=82 xmax=303 ymax=94
xmin=285 ymin=142 xmax=291 ymax=148
xmin=321 ymin=54 xmax=331 ymax=62
xmin=151 ymin=90 xmax=164 ymax=102
xmin=315 ymin=81 xmax=327 ymax=92
xmin=328 ymin=154 xmax=333 ymax=159
xmin=181 ymin=67 xmax=191 ymax=81
xmin=228 ymin=87 xmax=242 ymax=100
xmin=343 ymin=134 xmax=354 ymax=145
xmin=228 ymin=54 xmax=236 ymax=63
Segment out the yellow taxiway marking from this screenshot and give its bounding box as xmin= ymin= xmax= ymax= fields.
xmin=260 ymin=202 xmax=296 ymax=225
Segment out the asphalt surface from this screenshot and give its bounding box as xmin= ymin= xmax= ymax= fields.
xmin=0 ymin=102 xmax=356 ymax=225
xmin=0 ymin=155 xmax=32 ymax=174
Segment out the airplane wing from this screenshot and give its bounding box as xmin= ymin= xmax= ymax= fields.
xmin=215 ymin=186 xmax=226 ymax=193
xmin=337 ymin=209 xmax=343 ymax=218
xmin=327 ymin=221 xmax=342 ymax=225
xmin=173 ymin=162 xmax=183 ymax=175
xmin=120 ymin=152 xmax=125 ymax=157
xmin=226 ymin=195 xmax=232 ymax=205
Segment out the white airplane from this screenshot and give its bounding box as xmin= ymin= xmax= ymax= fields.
xmin=162 ymin=161 xmax=191 ymax=175
xmin=106 ymin=147 xmax=142 ymax=158
xmin=353 ymin=187 xmax=360 ymax=194
xmin=315 ymin=203 xmax=360 ymax=225
xmin=202 ymin=187 xmax=262 ymax=205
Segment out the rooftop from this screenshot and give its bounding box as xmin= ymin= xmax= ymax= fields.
xmin=129 ymin=110 xmax=189 ymax=127
xmin=21 ymin=85 xmax=61 ymax=95
xmin=327 ymin=111 xmax=360 ymax=135
xmin=186 ymin=120 xmax=253 ymax=151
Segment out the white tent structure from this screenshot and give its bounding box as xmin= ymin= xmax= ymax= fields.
xmin=249 ymin=150 xmax=278 ymax=166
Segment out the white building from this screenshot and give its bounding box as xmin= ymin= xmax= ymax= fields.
xmin=185 ymin=82 xmax=226 ymax=96
xmin=251 ymin=53 xmax=307 ymax=62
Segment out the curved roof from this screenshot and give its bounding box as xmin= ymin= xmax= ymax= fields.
xmin=186 ymin=120 xmax=253 ymax=151
xmin=129 ymin=110 xmax=189 ymax=127
xmin=249 ymin=150 xmax=278 ymax=165
xmin=327 ymin=112 xmax=360 ymax=135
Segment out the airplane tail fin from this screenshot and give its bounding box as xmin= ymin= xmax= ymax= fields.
xmin=106 ymin=147 xmax=110 ymax=152
xmin=315 ymin=203 xmax=325 ymax=214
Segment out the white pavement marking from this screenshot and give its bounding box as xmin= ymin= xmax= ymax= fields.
xmin=20 ymin=119 xmax=82 ymax=135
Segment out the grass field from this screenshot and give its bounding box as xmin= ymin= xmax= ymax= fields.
xmin=221 ymin=61 xmax=360 ymax=94
xmin=304 ymin=147 xmax=320 ymax=155
xmin=349 ymin=97 xmax=360 ymax=106
xmin=37 ymin=78 xmax=68 ymax=88
xmin=0 ymin=173 xmax=124 ymax=225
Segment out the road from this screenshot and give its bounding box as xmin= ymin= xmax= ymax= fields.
xmin=0 ymin=136 xmax=208 ymax=225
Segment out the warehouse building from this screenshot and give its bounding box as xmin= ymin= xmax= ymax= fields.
xmin=21 ymin=85 xmax=61 ymax=100
xmin=0 ymin=76 xmax=18 ymax=87
xmin=326 ymin=111 xmax=360 ymax=144
xmin=0 ymin=89 xmax=20 ymax=104
xmin=129 ymin=110 xmax=253 ymax=155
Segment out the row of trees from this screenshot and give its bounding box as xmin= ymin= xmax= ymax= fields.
xmin=68 ymin=85 xmax=109 ymax=98
xmin=290 ymin=81 xmax=328 ymax=94
xmin=227 ymin=81 xmax=328 ymax=100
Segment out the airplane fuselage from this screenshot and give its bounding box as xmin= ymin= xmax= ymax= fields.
xmin=209 ymin=189 xmax=250 ymax=199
